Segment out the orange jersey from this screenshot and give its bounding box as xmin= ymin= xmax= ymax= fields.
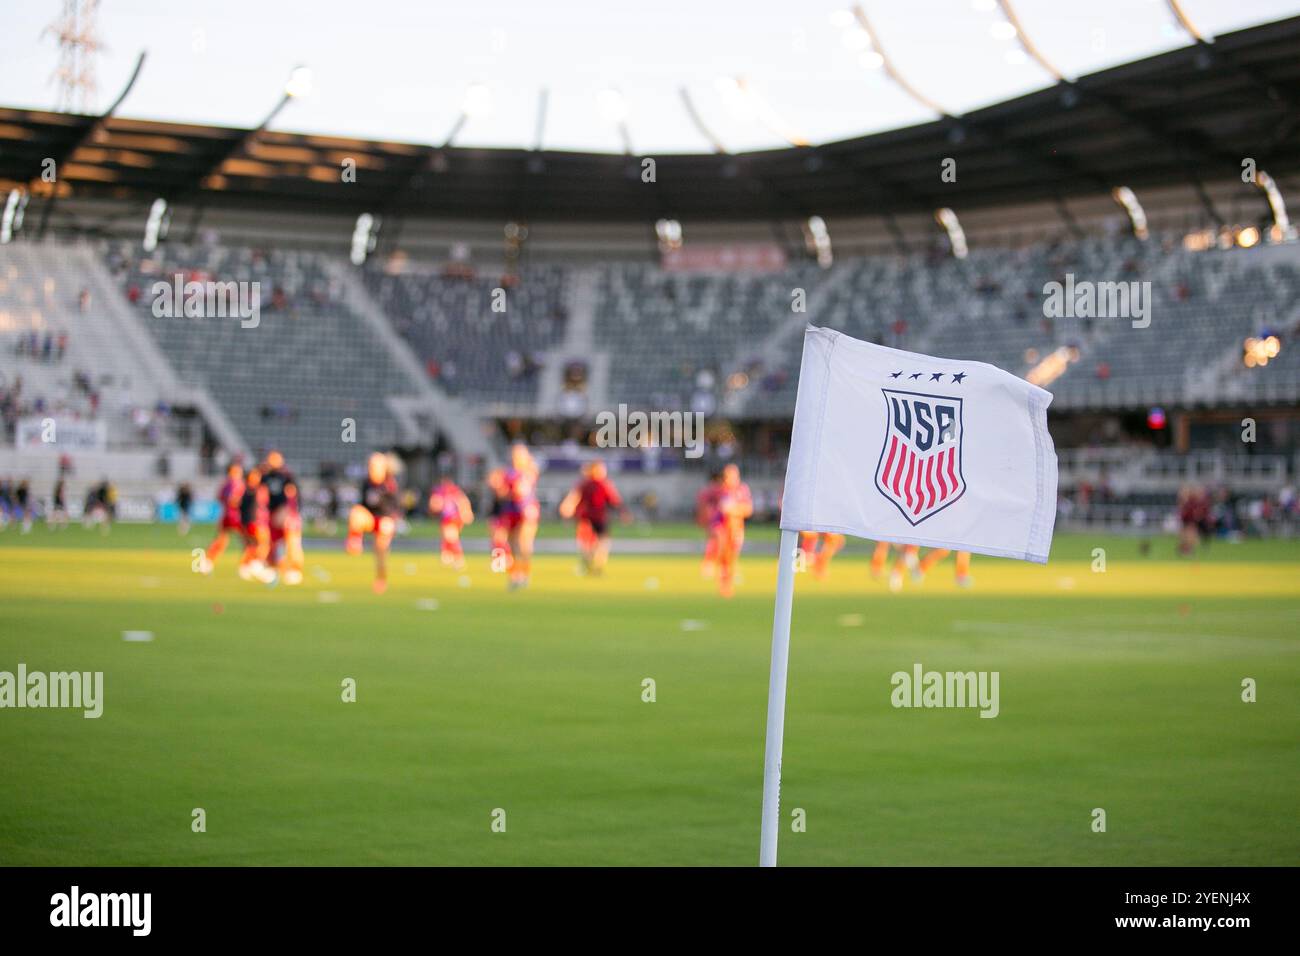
xmin=718 ymin=482 xmax=753 ymax=531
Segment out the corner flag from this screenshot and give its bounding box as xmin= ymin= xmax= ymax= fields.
xmin=760 ymin=327 xmax=1059 ymax=865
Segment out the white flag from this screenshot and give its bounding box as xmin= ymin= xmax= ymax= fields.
xmin=781 ymin=326 xmax=1058 ymax=563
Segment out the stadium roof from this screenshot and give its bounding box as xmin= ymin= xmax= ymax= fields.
xmin=2 ymin=16 xmax=1298 ymax=223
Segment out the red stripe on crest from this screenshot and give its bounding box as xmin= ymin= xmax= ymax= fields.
xmin=912 ymin=454 xmax=924 ymax=515
xmin=902 ymin=450 xmax=914 ymax=508
xmin=882 ymin=436 xmax=898 ymax=488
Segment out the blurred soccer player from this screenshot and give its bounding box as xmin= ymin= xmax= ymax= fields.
xmin=428 ymin=475 xmax=473 ymax=570
xmin=175 ymin=481 xmax=194 ymax=536
xmin=15 ymin=479 xmax=31 ymax=534
xmin=237 ymin=468 xmax=276 ymax=584
xmin=1177 ymin=483 xmax=1211 ymax=556
xmin=914 ymin=548 xmax=973 ymax=587
xmin=870 ymin=540 xmax=892 ymax=579
xmin=262 ymin=450 xmax=304 ymax=585
xmin=489 ymin=443 xmax=540 ymax=590
xmin=559 ymin=460 xmax=628 ymax=575
xmin=799 ymin=531 xmax=846 ymax=580
xmin=485 ymin=467 xmax=513 ymax=569
xmin=696 ymin=470 xmax=723 ymax=579
xmin=889 ymin=544 xmax=921 ymax=593
xmin=347 ymin=452 xmax=400 ymax=594
xmin=47 ymin=478 xmax=69 ymax=530
xmin=715 ymin=463 xmax=753 ymax=598
xmin=198 ymin=463 xmax=244 ymax=574
xmin=90 ymin=479 xmax=117 ymax=536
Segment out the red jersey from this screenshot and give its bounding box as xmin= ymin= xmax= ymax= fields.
xmin=219 ymin=477 xmax=245 ymax=521
xmin=500 ymin=467 xmax=538 ymax=516
xmin=1179 ymin=492 xmax=1210 ymax=525
xmin=697 ymin=484 xmax=722 ymax=528
xmin=575 ymin=477 xmax=621 ymax=523
xmin=430 ymin=480 xmax=468 ymax=523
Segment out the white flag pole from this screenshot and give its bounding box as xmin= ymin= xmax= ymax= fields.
xmin=759 ymin=527 xmax=799 ymax=866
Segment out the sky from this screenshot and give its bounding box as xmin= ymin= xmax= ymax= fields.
xmin=2 ymin=0 xmax=1298 ymax=154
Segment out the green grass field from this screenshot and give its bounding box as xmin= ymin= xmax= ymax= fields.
xmin=1 ymin=523 xmax=1297 ymax=866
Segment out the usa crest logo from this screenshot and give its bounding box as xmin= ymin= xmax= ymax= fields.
xmin=875 ymin=388 xmax=965 ymax=524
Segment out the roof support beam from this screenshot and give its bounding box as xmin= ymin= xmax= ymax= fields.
xmin=36 ymin=50 xmax=146 ymax=237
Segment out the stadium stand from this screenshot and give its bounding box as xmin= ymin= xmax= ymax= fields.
xmin=2 ymin=241 xmax=163 ymax=447
xmin=736 ymin=236 xmax=1300 ymax=417
xmin=106 ymin=239 xmax=423 ymax=475
xmin=593 ymin=261 xmax=828 ymax=415
xmin=2 ymin=6 xmax=1297 ymax=530
xmin=362 ymin=264 xmax=569 ymax=410
xmin=1 ymin=235 xmax=1294 ymax=482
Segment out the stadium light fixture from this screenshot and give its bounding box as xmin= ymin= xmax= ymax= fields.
xmin=142 ymin=197 xmax=169 ymax=252
xmin=715 ymin=75 xmax=808 ymax=148
xmin=847 ymin=5 xmax=948 ymax=116
xmin=249 ymin=64 xmax=312 ymax=134
xmin=935 ymin=207 xmax=968 ymax=259
xmin=804 ymin=216 xmax=833 ymax=268
xmin=284 ymin=65 xmax=313 ymax=99
xmin=841 ymin=27 xmax=872 ymax=52
xmin=1253 ymin=171 xmax=1295 ymax=242
xmin=463 ymin=84 xmax=493 ymax=118
xmin=656 ymin=218 xmax=682 ymax=252
xmin=987 ymin=1 xmax=1067 ymax=81
xmin=989 ymin=19 xmax=1017 ymax=41
xmin=350 ymin=213 xmax=379 ymax=266
xmin=715 ymin=75 xmax=753 ymax=120
xmin=1 ymin=189 xmax=28 ymax=243
xmin=443 ymin=84 xmax=493 ymax=147
xmin=1112 ymin=186 xmax=1149 ymax=241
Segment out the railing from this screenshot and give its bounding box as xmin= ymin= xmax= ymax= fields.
xmin=1058 ymin=448 xmax=1292 ymax=488
xmin=1057 ymin=502 xmax=1298 ymax=537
